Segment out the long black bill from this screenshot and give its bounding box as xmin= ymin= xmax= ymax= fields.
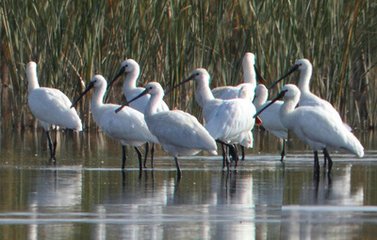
xmin=104 ymin=66 xmax=126 ymax=103
xmin=165 ymin=74 xmax=195 ymax=95
xmin=71 ymin=81 xmax=95 ymax=108
xmin=268 ymin=64 xmax=299 ymax=90
xmin=253 ymin=89 xmax=287 ymax=118
xmin=115 ymin=88 xmax=149 ymax=113
xmin=107 ymin=66 xmax=126 ymax=91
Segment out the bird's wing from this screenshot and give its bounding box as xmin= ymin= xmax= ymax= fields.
xmin=212 ymin=86 xmax=239 ymax=100
xmin=100 ymin=106 xmax=156 ymax=144
xmin=146 ymin=110 xmax=216 ymax=150
xmin=204 ymin=99 xmax=254 ymax=140
xmin=28 ymin=88 xmax=81 ymax=129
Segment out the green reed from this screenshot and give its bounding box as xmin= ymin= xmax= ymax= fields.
xmin=0 ymin=0 xmax=376 ymax=129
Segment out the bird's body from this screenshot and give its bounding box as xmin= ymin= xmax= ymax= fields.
xmin=118 ymin=82 xmax=217 ymax=179
xmin=71 ymin=75 xmax=157 ymax=171
xmin=26 ymin=61 xmax=82 ymax=160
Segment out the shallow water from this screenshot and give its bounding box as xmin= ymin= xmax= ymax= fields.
xmin=0 ymin=129 xmax=375 ymax=239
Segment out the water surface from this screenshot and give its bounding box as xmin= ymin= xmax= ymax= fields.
xmin=0 ymin=129 xmax=375 ymax=239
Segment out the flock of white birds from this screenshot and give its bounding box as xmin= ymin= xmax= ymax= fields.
xmin=26 ymin=53 xmax=364 ymax=179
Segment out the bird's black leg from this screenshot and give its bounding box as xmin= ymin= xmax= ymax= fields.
xmin=241 ymin=145 xmax=245 ymax=160
xmin=143 ymin=142 xmax=149 ymax=168
xmin=174 ymin=157 xmax=182 ymax=180
xmin=150 ymin=143 xmax=155 ymax=169
xmin=280 ymin=139 xmax=286 ymax=162
xmin=229 ymin=144 xmax=239 ymax=168
xmin=121 ymin=145 xmax=127 ymax=170
xmin=134 ymin=147 xmax=143 ymax=172
xmin=46 ymin=130 xmax=56 ymax=162
xmin=323 ymin=148 xmax=333 ymax=175
xmin=314 ymin=150 xmax=320 ymax=176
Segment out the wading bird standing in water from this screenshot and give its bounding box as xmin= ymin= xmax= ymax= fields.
xmin=109 ymin=59 xmax=169 ymax=168
xmin=26 ymin=61 xmax=82 ymax=161
xmin=71 ymin=75 xmax=158 ymax=172
xmin=254 ymin=84 xmax=364 ymax=176
xmin=175 ymin=68 xmax=256 ymax=170
xmin=116 ymin=82 xmax=217 ymax=180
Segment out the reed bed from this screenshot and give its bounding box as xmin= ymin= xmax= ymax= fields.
xmin=0 ymin=0 xmax=376 ymax=129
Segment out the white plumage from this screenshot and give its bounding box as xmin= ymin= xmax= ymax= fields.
xmin=182 ymin=68 xmax=255 ymax=169
xmin=253 ymin=84 xmax=288 ymax=161
xmin=26 ymin=61 xmax=82 ymax=160
xmin=255 ymin=84 xmax=364 ymax=175
xmin=117 ymin=82 xmax=217 ymax=180
xmin=109 ymin=59 xmax=169 ymax=167
xmin=71 ymin=75 xmax=158 ymax=171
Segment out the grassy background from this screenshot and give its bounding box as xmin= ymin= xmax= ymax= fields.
xmin=0 ymin=0 xmax=376 ymax=130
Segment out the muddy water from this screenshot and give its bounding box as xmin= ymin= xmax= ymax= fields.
xmin=0 ymin=129 xmax=375 ymax=239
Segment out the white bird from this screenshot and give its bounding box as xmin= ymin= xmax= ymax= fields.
xmin=109 ymin=59 xmax=169 ymax=168
xmin=115 ymin=82 xmax=217 ymax=180
xmin=255 ymin=84 xmax=364 ymax=175
xmin=269 ymin=58 xmax=352 ymax=166
xmin=211 ymin=52 xmax=258 ymax=102
xmin=211 ymin=52 xmax=259 ymax=160
xmin=253 ymin=84 xmax=288 ymax=161
xmin=71 ymin=75 xmax=158 ymax=171
xmin=26 ymin=61 xmax=82 ymax=160
xmin=178 ymin=68 xmax=256 ymax=169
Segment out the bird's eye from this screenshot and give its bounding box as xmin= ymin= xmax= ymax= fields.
xmin=125 ymin=64 xmax=128 ymax=68
xmin=195 ymin=72 xmax=200 ymax=76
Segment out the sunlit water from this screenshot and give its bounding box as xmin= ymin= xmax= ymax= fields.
xmin=0 ymin=128 xmax=376 ymax=239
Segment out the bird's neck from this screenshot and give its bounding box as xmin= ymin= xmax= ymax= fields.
xmin=196 ymin=81 xmax=215 ymax=106
xmin=297 ymin=67 xmax=312 ymax=94
xmin=27 ymin=70 xmax=40 ymax=92
xmin=253 ymin=92 xmax=268 ymax=109
xmin=123 ymin=69 xmax=139 ymax=94
xmin=280 ymin=96 xmax=300 ymax=127
xmin=91 ymin=86 xmax=106 ymax=120
xmin=243 ymin=64 xmax=256 ymax=85
xmin=145 ymin=93 xmax=162 ymax=117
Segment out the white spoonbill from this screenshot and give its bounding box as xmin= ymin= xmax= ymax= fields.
xmin=254 ymin=84 xmax=364 ymax=175
xmin=211 ymin=52 xmax=258 ymax=102
xmin=115 ymin=82 xmax=217 ymax=180
xmin=109 ymin=59 xmax=169 ymax=168
xmin=177 ymin=68 xmax=256 ymax=169
xmin=71 ymin=75 xmax=158 ymax=171
xmin=211 ymin=52 xmax=260 ymax=160
xmin=26 ymin=61 xmax=82 ymax=160
xmin=253 ymin=84 xmax=288 ymax=161
xmin=269 ymin=58 xmax=352 ymax=166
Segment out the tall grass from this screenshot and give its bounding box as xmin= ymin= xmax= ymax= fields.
xmin=0 ymin=0 xmax=376 ymax=129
